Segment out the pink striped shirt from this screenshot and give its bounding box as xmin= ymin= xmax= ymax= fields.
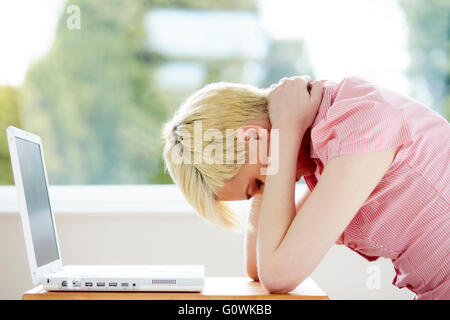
xmin=304 ymin=76 xmax=450 ymax=299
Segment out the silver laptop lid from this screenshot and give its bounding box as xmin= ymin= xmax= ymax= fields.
xmin=7 ymin=126 xmax=63 ymax=285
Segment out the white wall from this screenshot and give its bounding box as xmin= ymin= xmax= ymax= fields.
xmin=0 ymin=212 xmax=414 ymax=300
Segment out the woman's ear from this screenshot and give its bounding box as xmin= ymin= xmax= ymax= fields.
xmin=240 ymin=125 xmax=271 ymax=166
xmin=241 ymin=125 xmax=268 ymax=142
xmin=244 ymin=127 xmax=259 ymax=141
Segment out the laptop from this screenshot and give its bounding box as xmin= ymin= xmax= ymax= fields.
xmin=7 ymin=126 xmax=205 ymax=292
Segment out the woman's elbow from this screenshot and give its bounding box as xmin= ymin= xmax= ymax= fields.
xmin=261 ymin=279 xmax=298 ymax=294
xmin=259 ymin=264 xmax=306 ymax=294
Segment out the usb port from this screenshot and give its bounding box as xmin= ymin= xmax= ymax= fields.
xmin=121 ymin=282 xmax=129 ymax=287
xmin=73 ymin=281 xmax=81 ymax=287
xmin=97 ymin=282 xmax=105 ymax=287
xmin=85 ymin=282 xmax=93 ymax=287
xmin=109 ymin=282 xmax=117 ymax=287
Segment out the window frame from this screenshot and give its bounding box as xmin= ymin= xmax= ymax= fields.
xmin=0 ymin=184 xmax=308 ymax=216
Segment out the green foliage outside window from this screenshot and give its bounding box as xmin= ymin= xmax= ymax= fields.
xmin=0 ymin=0 xmax=447 ymax=185
xmin=0 ymin=86 xmax=21 ymax=184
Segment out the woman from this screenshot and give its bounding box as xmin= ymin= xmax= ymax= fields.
xmin=163 ymin=75 xmax=449 ymax=299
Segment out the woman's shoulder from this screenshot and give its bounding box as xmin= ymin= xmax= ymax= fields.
xmin=312 ymin=75 xmax=417 ymax=129
xmin=314 ymin=76 xmax=380 ymax=118
xmin=309 ymin=76 xmax=414 ymax=165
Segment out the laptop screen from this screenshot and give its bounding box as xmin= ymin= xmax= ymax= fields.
xmin=15 ymin=137 xmax=59 ymax=267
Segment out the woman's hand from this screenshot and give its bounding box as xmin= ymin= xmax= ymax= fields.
xmin=268 ymin=76 xmax=323 ymax=130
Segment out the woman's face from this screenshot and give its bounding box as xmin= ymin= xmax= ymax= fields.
xmin=216 ymin=126 xmax=316 ymax=201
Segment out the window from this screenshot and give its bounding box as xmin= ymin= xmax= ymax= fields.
xmin=0 ymin=0 xmax=448 ymax=186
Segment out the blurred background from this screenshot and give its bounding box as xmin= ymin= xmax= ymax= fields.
xmin=0 ymin=0 xmax=448 ymax=185
xmin=0 ymin=0 xmax=448 ymax=300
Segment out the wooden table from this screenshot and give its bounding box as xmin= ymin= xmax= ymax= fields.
xmin=23 ymin=277 xmax=328 ymax=300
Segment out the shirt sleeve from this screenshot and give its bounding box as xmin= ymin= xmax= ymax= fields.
xmin=310 ymin=76 xmax=413 ymax=165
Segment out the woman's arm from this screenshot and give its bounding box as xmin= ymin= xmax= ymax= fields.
xmin=245 ymin=195 xmax=262 ymax=281
xmin=258 ymin=147 xmax=398 ymax=293
xmin=257 ymin=76 xmax=398 ymax=293
xmin=245 ymin=188 xmax=311 ymax=281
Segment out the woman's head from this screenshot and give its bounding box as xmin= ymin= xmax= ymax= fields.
xmin=162 ymin=82 xmax=270 ymax=231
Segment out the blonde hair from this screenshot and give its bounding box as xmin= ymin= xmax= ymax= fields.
xmin=162 ymin=82 xmax=268 ymax=231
